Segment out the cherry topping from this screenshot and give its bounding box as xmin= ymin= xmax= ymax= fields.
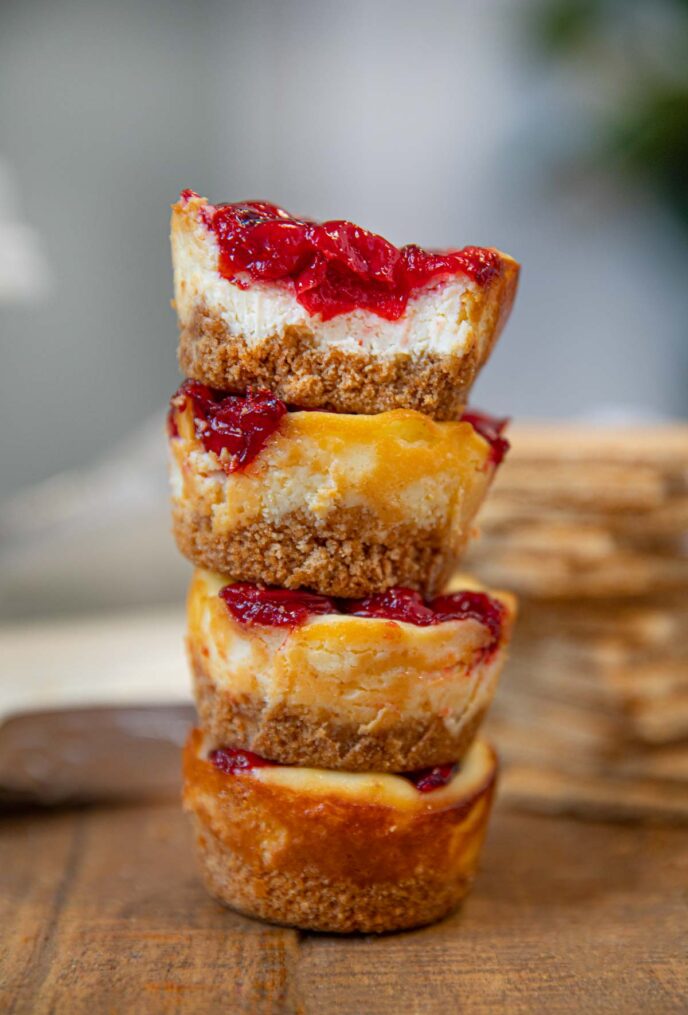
xmin=219 ymin=583 xmax=337 ymax=629
xmin=209 ymin=746 xmax=275 ymax=774
xmin=346 ymin=587 xmax=435 ymax=626
xmin=169 ymin=380 xmax=286 ymax=471
xmin=346 ymin=587 xmax=504 ymax=652
xmin=217 ymin=582 xmax=505 ymax=650
xmin=185 ymin=193 xmax=503 ymax=322
xmin=461 ymin=409 xmax=510 ymax=465
xmin=402 ymin=763 xmax=459 ymax=793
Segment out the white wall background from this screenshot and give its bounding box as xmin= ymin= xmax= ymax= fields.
xmin=1 ymin=0 xmax=687 ymax=500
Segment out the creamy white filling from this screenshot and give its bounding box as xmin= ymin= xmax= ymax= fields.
xmin=173 ymin=216 xmax=477 ymax=358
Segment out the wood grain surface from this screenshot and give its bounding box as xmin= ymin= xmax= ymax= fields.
xmin=1 ymin=798 xmax=686 ymax=1014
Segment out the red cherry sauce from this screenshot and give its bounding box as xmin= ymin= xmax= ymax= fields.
xmin=181 ymin=191 xmax=503 ymax=322
xmin=219 ymin=583 xmax=337 ymax=629
xmin=169 ymin=380 xmax=286 ymax=472
xmin=347 ymin=588 xmax=505 ymax=656
xmin=461 ymin=409 xmax=510 ymax=465
xmin=345 ymin=587 xmax=436 ymax=625
xmin=209 ymin=746 xmax=275 ymax=774
xmin=209 ymin=743 xmax=457 ymax=792
xmin=430 ymin=591 xmax=506 ymax=651
xmin=218 ymin=583 xmax=504 ymax=653
xmin=403 ymin=763 xmax=459 ymax=792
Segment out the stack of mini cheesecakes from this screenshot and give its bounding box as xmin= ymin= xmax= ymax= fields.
xmin=168 ymin=191 xmax=519 ymax=932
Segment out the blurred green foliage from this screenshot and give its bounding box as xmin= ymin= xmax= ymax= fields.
xmin=527 ymin=0 xmax=688 ymax=228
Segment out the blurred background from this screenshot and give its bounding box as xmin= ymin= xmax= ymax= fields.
xmin=1 ymin=0 xmax=687 ymax=622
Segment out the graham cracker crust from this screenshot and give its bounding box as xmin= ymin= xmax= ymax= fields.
xmin=172 ymin=501 xmax=456 ymax=598
xmin=193 ymin=817 xmax=473 ymax=934
xmin=179 ymin=308 xmax=483 ymax=421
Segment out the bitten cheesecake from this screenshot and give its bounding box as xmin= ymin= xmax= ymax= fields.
xmin=172 ymin=191 xmax=519 ymax=420
xmin=184 ymin=728 xmax=497 ymax=933
xmin=168 ymin=382 xmax=508 ymax=597
xmin=188 ymin=569 xmax=516 ymax=771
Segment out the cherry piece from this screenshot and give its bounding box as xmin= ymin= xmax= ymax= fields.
xmin=219 ymin=583 xmax=337 ymax=630
xmin=169 ymin=380 xmax=286 ymax=471
xmin=430 ymin=590 xmax=505 ymax=655
xmin=461 ymin=409 xmax=510 ymax=465
xmin=345 ymin=587 xmax=436 ymax=626
xmin=402 ymin=763 xmax=459 ymax=793
xmin=209 ymin=746 xmax=275 ymax=773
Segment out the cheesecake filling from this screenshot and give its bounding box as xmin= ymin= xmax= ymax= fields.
xmin=168 ymin=380 xmax=286 ymax=472
xmin=199 ymin=735 xmax=495 ymax=810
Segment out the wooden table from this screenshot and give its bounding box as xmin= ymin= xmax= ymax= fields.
xmin=2 ymin=798 xmax=686 ymax=1014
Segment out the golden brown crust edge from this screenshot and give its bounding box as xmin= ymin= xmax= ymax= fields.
xmin=177 ymin=260 xmax=518 ymax=420
xmin=183 ymin=729 xmax=497 ymax=933
xmin=191 ymin=651 xmax=490 ymax=772
xmin=172 ymin=500 xmax=457 ymax=598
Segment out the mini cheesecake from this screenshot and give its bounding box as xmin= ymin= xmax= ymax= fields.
xmin=172 ymin=192 xmax=519 ymax=420
xmin=183 ymin=728 xmax=497 ymax=933
xmin=188 ymin=569 xmax=516 ymax=771
xmin=168 ymin=383 xmax=507 ymax=597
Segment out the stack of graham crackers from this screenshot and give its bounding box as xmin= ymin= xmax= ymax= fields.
xmin=464 ymin=424 xmax=688 ymax=822
xmin=166 ymin=191 xmax=521 ymax=932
